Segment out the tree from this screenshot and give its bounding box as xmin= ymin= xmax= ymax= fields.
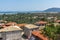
xmin=40 ymin=17 xmax=47 ymax=21
xmin=43 ymin=24 xmax=57 ymax=40
xmin=56 ymin=25 xmax=60 ymax=34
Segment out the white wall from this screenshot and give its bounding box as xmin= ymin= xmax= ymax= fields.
xmin=6 ymin=31 xmax=22 ymax=40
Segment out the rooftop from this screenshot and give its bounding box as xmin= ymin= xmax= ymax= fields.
xmin=32 ymin=31 xmax=48 ymax=40
xmin=5 ymin=22 xmax=17 ymax=26
xmin=35 ymin=21 xmax=47 ymax=24
xmin=0 ymin=20 xmax=7 ymax=23
xmin=0 ymin=26 xmax=22 ymax=32
xmin=56 ymin=20 xmax=60 ymax=22
xmin=25 ymin=24 xmax=39 ymax=29
xmin=16 ymin=24 xmax=26 ymax=27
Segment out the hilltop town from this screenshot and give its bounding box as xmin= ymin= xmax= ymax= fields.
xmin=0 ymin=13 xmax=60 ymax=40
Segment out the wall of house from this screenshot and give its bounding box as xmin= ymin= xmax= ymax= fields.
xmin=23 ymin=27 xmax=39 ymax=38
xmin=39 ymin=26 xmax=45 ymax=30
xmin=24 ymin=27 xmax=30 ymax=37
xmin=0 ymin=32 xmax=6 ymax=40
xmin=0 ymin=30 xmax=22 ymax=40
xmin=6 ymin=31 xmax=22 ymax=40
xmin=0 ymin=33 xmax=2 ymax=38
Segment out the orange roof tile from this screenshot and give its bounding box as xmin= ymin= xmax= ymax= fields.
xmin=35 ymin=21 xmax=47 ymax=24
xmin=2 ymin=25 xmax=7 ymax=28
xmin=56 ymin=20 xmax=60 ymax=22
xmin=1 ymin=24 xmax=9 ymax=28
xmin=6 ymin=22 xmax=17 ymax=26
xmin=16 ymin=24 xmax=26 ymax=27
xmin=32 ymin=31 xmax=48 ymax=40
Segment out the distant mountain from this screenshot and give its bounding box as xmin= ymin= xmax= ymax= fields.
xmin=0 ymin=8 xmax=60 ymax=14
xmin=0 ymin=11 xmax=19 ymax=13
xmin=43 ymin=8 xmax=60 ymax=12
xmin=27 ymin=8 xmax=60 ymax=13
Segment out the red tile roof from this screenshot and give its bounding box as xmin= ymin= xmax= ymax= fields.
xmin=35 ymin=21 xmax=47 ymax=24
xmin=2 ymin=25 xmax=7 ymax=28
xmin=56 ymin=20 xmax=60 ymax=22
xmin=32 ymin=31 xmax=48 ymax=40
xmin=16 ymin=24 xmax=26 ymax=27
xmin=5 ymin=22 xmax=17 ymax=26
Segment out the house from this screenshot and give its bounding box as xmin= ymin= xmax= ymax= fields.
xmin=5 ymin=22 xmax=17 ymax=26
xmin=35 ymin=21 xmax=47 ymax=30
xmin=0 ymin=24 xmax=5 ymax=29
xmin=16 ymin=24 xmax=39 ymax=39
xmin=56 ymin=20 xmax=60 ymax=23
xmin=16 ymin=24 xmax=26 ymax=27
xmin=0 ymin=23 xmax=5 ymax=28
xmin=0 ymin=22 xmax=17 ymax=28
xmin=29 ymin=31 xmax=48 ymax=40
xmin=0 ymin=20 xmax=7 ymax=28
xmin=47 ymin=16 xmax=54 ymax=20
xmin=0 ymin=26 xmax=23 ymax=40
xmin=54 ymin=20 xmax=60 ymax=26
xmin=20 ymin=24 xmax=39 ymax=38
xmin=35 ymin=21 xmax=47 ymax=26
xmin=16 ymin=24 xmax=26 ymax=30
xmin=0 ymin=20 xmax=7 ymax=23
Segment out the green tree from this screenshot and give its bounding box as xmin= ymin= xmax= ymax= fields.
xmin=43 ymin=24 xmax=57 ymax=40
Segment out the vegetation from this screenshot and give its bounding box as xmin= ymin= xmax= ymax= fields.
xmin=0 ymin=13 xmax=47 ymax=24
xmin=42 ymin=24 xmax=60 ymax=40
xmin=0 ymin=12 xmax=60 ymax=24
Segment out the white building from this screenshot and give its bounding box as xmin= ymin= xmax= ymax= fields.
xmin=23 ymin=24 xmax=39 ymax=38
xmin=0 ymin=26 xmax=23 ymax=40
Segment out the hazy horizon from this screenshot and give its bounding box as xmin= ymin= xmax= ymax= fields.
xmin=0 ymin=0 xmax=60 ymax=11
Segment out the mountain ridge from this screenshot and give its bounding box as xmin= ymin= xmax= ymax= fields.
xmin=0 ymin=7 xmax=60 ymax=13
xmin=43 ymin=8 xmax=60 ymax=12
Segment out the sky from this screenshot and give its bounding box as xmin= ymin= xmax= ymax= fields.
xmin=0 ymin=0 xmax=60 ymax=11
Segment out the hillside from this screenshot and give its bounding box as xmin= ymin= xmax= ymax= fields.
xmin=43 ymin=8 xmax=60 ymax=12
